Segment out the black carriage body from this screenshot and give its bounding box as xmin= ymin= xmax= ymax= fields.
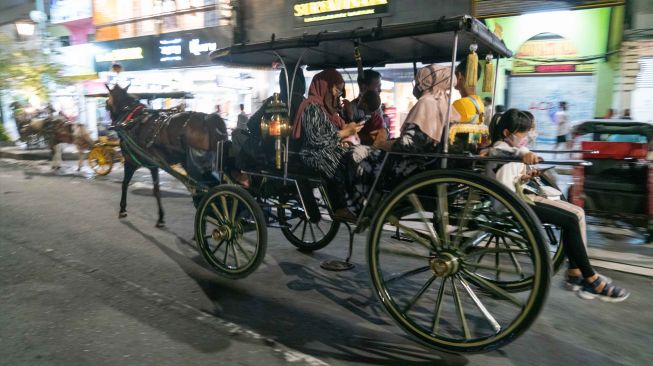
xmin=190 ymin=14 xmax=571 ymax=354
xmin=570 ymin=120 xmax=653 ymax=231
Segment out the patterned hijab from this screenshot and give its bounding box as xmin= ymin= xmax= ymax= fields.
xmin=402 ymin=64 xmax=458 ymax=142
xmin=292 ymin=68 xmax=346 ymax=139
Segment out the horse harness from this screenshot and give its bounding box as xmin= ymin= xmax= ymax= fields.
xmin=117 ymin=104 xmax=181 ymax=148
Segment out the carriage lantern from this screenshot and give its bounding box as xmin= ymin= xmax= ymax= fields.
xmin=260 ymin=93 xmax=290 ymax=169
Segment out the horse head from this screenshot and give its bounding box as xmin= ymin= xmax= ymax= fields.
xmin=105 ymin=83 xmax=138 ymax=123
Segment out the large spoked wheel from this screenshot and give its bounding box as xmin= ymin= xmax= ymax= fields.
xmin=367 ymin=170 xmax=550 ymax=353
xmin=88 ymin=146 xmax=113 ymax=176
xmin=195 ymin=185 xmax=267 ymax=279
xmin=278 ymin=202 xmax=340 ymax=252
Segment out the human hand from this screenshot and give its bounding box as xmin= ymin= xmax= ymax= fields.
xmin=370 ymin=128 xmax=388 ymax=147
xmin=341 ymin=122 xmax=364 ymax=138
xmin=522 ymin=152 xmax=542 ymax=165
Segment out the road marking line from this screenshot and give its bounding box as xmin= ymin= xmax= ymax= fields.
xmin=6 ymin=233 xmax=330 ymax=366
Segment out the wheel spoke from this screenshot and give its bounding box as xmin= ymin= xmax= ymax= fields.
xmin=402 ymin=274 xmax=437 ymax=314
xmin=205 ymin=215 xmax=222 ymax=228
xmin=386 ymin=216 xmax=434 ymax=250
xmin=500 ymin=236 xmax=524 ymax=278
xmin=453 ymin=188 xmax=479 ymax=248
xmin=315 ymin=223 xmax=326 ymax=237
xmin=436 ymin=184 xmax=450 ymax=247
xmin=379 ymin=246 xmax=431 ymax=260
xmin=466 ymin=247 xmax=530 ymax=256
xmin=233 ymin=240 xmax=252 ymax=262
xmin=407 ymin=193 xmax=440 ymax=249
xmin=430 ymin=277 xmax=447 ymax=333
xmin=461 ymin=269 xmax=524 ymax=308
xmin=230 ymin=197 xmax=238 ymax=223
xmin=385 ymin=266 xmax=431 ymax=285
xmin=219 ymin=195 xmax=230 ymax=221
xmin=210 ymin=202 xmax=226 ymax=223
xmin=495 ymin=242 xmax=501 ymax=281
xmin=459 ymin=231 xmax=492 ymax=251
xmin=476 ymin=224 xmax=529 ymax=245
xmin=451 ymin=277 xmax=471 ymax=340
xmin=476 ymin=234 xmax=496 ymax=264
xmin=308 ymin=222 xmax=317 ymax=243
xmin=223 ymin=242 xmax=230 ymax=264
xmin=458 ymin=275 xmax=501 ymax=333
xmin=301 ymin=220 xmax=307 ymax=241
xmin=231 ymin=240 xmax=240 ymax=267
xmin=290 ymin=219 xmax=302 ymax=233
xmin=464 ymin=261 xmax=524 ymax=275
xmin=212 ymin=239 xmax=226 ymax=254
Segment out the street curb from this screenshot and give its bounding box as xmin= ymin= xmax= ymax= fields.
xmin=0 ymin=147 xmax=79 ymax=161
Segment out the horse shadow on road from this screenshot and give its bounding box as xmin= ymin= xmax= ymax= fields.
xmin=120 ymin=220 xmax=471 ymax=366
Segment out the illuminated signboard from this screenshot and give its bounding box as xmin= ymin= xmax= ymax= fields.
xmin=95 ymin=47 xmax=144 ymax=63
xmin=157 ymin=35 xmax=218 ymax=65
xmin=513 ymin=33 xmax=597 ymax=75
xmin=293 ymin=0 xmax=390 ymax=24
xmin=94 ymin=27 xmax=224 ymax=71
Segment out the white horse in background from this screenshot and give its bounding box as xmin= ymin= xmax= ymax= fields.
xmin=51 ymin=123 xmax=94 ymax=171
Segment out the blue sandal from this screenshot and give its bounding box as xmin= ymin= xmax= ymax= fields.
xmin=578 ymin=276 xmax=630 ymax=302
xmin=564 ymin=273 xmax=612 ymax=291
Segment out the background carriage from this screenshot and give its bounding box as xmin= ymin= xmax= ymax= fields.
xmin=107 ymin=15 xmax=589 ymax=354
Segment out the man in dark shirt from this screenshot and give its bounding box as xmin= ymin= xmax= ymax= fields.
xmin=343 ymin=69 xmax=387 ymax=146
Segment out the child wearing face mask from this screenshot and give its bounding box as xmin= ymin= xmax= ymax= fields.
xmin=487 ymin=109 xmax=630 ymax=303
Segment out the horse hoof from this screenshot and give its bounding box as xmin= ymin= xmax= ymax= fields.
xmin=156 ymin=222 xmax=165 ymax=228
xmin=119 ymin=212 xmax=128 ymax=218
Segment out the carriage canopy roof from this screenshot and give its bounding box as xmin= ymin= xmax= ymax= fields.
xmin=574 ymin=121 xmax=653 ymax=140
xmin=85 ymin=92 xmax=194 ymax=100
xmin=209 ymin=15 xmax=512 ymax=69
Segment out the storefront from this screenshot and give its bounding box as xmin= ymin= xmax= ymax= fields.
xmin=90 ymin=27 xmax=275 ymax=131
xmin=484 ymin=6 xmax=623 ymax=144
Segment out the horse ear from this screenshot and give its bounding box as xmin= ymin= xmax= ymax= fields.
xmin=124 ymin=83 xmax=131 ymax=92
xmin=105 ymin=83 xmax=111 ymax=92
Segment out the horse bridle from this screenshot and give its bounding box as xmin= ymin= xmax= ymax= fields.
xmin=113 ymin=103 xmax=144 ymax=128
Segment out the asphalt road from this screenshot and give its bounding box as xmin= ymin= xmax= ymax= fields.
xmin=1 ymin=159 xmax=652 ymax=366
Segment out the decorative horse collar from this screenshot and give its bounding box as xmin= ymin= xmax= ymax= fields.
xmin=118 ymin=104 xmax=145 ymax=128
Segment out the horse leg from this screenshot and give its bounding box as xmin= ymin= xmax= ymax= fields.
xmin=51 ymin=143 xmax=62 ymax=170
xmin=119 ymin=161 xmax=137 ymax=218
xmin=77 ymin=150 xmax=84 ymax=171
xmin=150 ymin=167 xmax=165 ymax=228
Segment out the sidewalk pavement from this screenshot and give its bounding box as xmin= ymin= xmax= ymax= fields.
xmin=0 ymin=145 xmax=80 ymax=161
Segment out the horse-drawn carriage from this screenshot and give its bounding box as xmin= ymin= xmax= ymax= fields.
xmin=107 ymin=15 xmax=588 ymax=353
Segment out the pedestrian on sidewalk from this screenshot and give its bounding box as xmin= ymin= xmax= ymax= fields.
xmin=554 ymin=101 xmax=570 ymax=156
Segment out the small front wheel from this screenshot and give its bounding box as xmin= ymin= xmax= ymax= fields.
xmin=195 ymin=185 xmax=267 ymax=279
xmin=278 ymin=205 xmax=340 ymax=252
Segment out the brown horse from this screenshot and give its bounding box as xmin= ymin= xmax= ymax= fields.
xmin=10 ymin=102 xmax=93 ymax=168
xmin=105 ymin=84 xmax=227 ymax=227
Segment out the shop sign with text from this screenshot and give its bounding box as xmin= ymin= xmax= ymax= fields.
xmin=156 ymin=32 xmax=218 ymax=67
xmin=513 ymin=33 xmax=597 ymax=75
xmin=293 ymin=0 xmax=390 ymax=24
xmin=93 ymin=28 xmax=223 ymax=71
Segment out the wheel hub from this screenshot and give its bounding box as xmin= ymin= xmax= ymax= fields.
xmin=212 ymin=225 xmax=232 ymax=241
xmin=430 ymin=252 xmax=459 ymax=277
